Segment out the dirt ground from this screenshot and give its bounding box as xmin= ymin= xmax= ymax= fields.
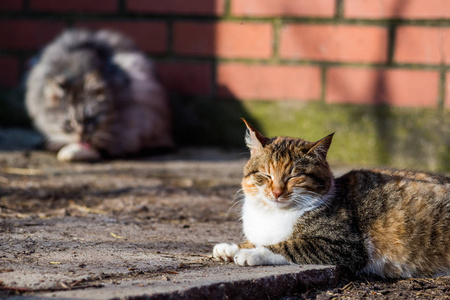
xmin=0 ymin=149 xmax=246 ymax=298
xmin=0 ymin=148 xmax=449 ymax=299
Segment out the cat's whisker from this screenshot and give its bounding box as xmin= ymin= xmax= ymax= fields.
xmin=226 ymin=189 xmax=248 ymax=218
xmin=290 ymin=190 xmax=326 ymax=212
xmin=232 ymin=192 xmax=245 ymax=203
xmin=227 ymin=197 xmax=244 ymax=217
xmin=234 ymin=188 xmax=244 ymax=199
xmin=232 ymin=194 xmax=246 ymax=204
xmin=232 ymin=196 xmax=246 ymax=205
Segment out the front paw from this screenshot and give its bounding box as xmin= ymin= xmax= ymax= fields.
xmin=234 ymin=248 xmax=265 ymax=266
xmin=213 ymin=243 xmax=239 ymax=262
xmin=234 ymin=247 xmax=289 ymax=266
xmin=57 ymin=143 xmax=101 ymax=162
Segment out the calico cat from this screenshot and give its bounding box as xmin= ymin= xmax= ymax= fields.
xmin=26 ymin=29 xmax=173 ymax=161
xmin=213 ymin=119 xmax=450 ymax=278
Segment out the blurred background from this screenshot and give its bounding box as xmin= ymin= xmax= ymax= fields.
xmin=0 ymin=0 xmax=449 ymax=171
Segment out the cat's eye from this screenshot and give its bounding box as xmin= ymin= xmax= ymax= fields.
xmin=286 ymin=175 xmax=305 ymax=183
xmin=252 ymin=173 xmax=272 ymax=185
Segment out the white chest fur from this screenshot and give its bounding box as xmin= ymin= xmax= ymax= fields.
xmin=242 ymin=197 xmax=302 ymax=246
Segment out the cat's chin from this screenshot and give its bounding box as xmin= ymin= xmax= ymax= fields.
xmin=266 ymin=198 xmax=293 ymax=209
xmin=246 ymin=194 xmax=293 ymax=210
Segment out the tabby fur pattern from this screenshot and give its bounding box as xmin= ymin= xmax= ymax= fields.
xmin=213 ymin=119 xmax=450 ymax=278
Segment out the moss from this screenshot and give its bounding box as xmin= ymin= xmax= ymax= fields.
xmin=241 ymin=101 xmax=450 ymax=172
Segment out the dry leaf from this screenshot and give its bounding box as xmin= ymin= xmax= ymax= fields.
xmin=69 ymin=204 xmax=106 ymax=215
xmin=110 ymin=232 xmax=126 ymax=239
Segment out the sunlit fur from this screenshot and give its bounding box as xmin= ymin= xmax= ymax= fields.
xmin=242 ymin=136 xmax=334 ymax=211
xmin=214 ymin=120 xmax=450 ymax=278
xmin=26 ymin=29 xmax=173 ymax=158
xmin=241 ymin=134 xmax=335 ymax=249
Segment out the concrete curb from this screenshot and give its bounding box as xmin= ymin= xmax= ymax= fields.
xmin=7 ymin=265 xmax=339 ymax=299
xmin=139 ymin=265 xmax=339 ymax=300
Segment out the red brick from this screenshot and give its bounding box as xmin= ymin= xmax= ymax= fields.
xmin=326 ymin=67 xmax=439 ymax=107
xmin=156 ymin=62 xmax=212 ymax=96
xmin=0 ymin=57 xmax=20 ymax=88
xmin=0 ymin=20 xmax=66 ymax=50
xmin=345 ymin=0 xmax=450 ymax=19
xmin=75 ymin=21 xmax=167 ymax=54
xmin=217 ymin=64 xmax=321 ymax=100
xmin=232 ymin=0 xmax=335 ymax=17
xmin=280 ymin=24 xmax=388 ymax=63
xmin=174 ymin=22 xmax=273 ymax=59
xmin=30 ymin=0 xmax=117 ymax=13
xmin=127 ymin=0 xmax=225 ymax=16
xmin=0 ymin=0 xmax=23 ymax=11
xmin=395 ymin=26 xmax=450 ymax=65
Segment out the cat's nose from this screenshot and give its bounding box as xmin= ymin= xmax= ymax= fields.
xmin=272 ymin=187 xmax=283 ymax=199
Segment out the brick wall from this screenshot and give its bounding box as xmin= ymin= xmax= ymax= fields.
xmin=1 ymin=0 xmax=450 ymax=108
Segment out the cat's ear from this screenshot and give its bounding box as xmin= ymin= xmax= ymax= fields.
xmin=241 ymin=118 xmax=268 ymax=155
xmin=307 ymin=133 xmax=334 ymax=159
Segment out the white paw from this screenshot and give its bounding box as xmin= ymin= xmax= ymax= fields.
xmin=234 ymin=246 xmax=289 ymax=266
xmin=57 ymin=143 xmax=101 ymax=162
xmin=213 ymin=243 xmax=239 ymax=262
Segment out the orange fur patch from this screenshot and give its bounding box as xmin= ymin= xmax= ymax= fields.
xmin=242 ymin=177 xmax=259 ymax=198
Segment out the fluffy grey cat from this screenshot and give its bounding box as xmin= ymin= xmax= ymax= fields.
xmin=26 ymin=29 xmax=173 ymax=161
